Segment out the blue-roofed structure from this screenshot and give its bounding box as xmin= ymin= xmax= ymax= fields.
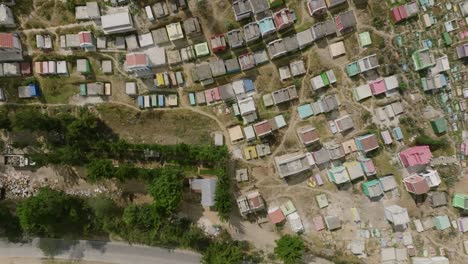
xmin=258 ymin=17 xmax=276 ymax=36
xmin=393 ymin=127 xmax=404 ymax=141
xmin=137 ymin=96 xmax=144 ymax=108
xmin=297 ymin=104 xmax=313 ymax=119
xmin=158 ymin=94 xmax=165 ymax=107
xmin=18 ymin=84 xmax=40 ymax=98
xmin=189 ymin=92 xmax=196 ymax=105
xmin=243 ymin=79 xmax=255 ymax=93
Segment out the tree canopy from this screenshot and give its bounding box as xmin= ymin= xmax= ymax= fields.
xmin=148 ymin=168 xmax=184 ymax=215
xmin=201 ymin=241 xmax=244 ymax=264
xmin=0 ymin=203 xmax=21 ymax=241
xmin=214 ymin=169 xmax=232 ymax=221
xmin=17 ymin=187 xmax=92 ymax=237
xmin=86 ymin=159 xmax=114 ymax=182
xmin=274 ymin=235 xmax=305 ymax=264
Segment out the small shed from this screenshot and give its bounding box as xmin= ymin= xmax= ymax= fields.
xmin=393 ymin=127 xmax=404 ymax=141
xmin=458 ymin=217 xmax=468 ymax=233
xmin=268 ymin=207 xmax=285 ymax=224
xmin=434 ymin=215 xmax=451 ymax=230
xmin=328 ymin=166 xmax=350 ymax=184
xmin=297 ymin=104 xmax=313 ymax=119
xmin=325 ymin=215 xmax=341 ymax=230
xmin=236 ymin=169 xmax=248 ymax=182
xmin=214 ymin=131 xmax=224 ymax=146
xmin=280 ymin=200 xmax=296 ymax=216
xmin=166 ymin=22 xmax=184 ymax=41
xmin=384 ymin=205 xmax=410 ymax=230
xmin=244 ymin=22 xmax=261 ymax=43
xmin=210 ymin=34 xmax=227 ymax=53
xmin=194 ymin=42 xmax=210 ymax=57
xmin=353 ymin=84 xmax=372 ymax=101
xmin=196 ymin=91 xmax=206 ymax=105
xmin=152 ymin=28 xmax=169 ymax=44
xmin=125 ymin=82 xmax=137 ymax=95
xmin=183 ymin=17 xmax=201 ymax=37
xmin=227 ymin=29 xmax=244 ymax=49
xmin=18 ymin=84 xmax=40 ymax=98
xmin=125 ymin=35 xmax=139 ymax=50
xmin=290 ymin=60 xmax=306 ymax=76
xmin=344 ymin=161 xmax=364 ymax=180
xmin=225 ymin=58 xmax=241 ymax=74
xmin=77 ymin=59 xmax=90 ymax=74
xmin=263 ymin=94 xmax=274 ymax=107
xmin=358 ymin=32 xmax=372 ymax=48
xmin=243 ymin=125 xmax=255 ymax=141
xmin=253 ymin=49 xmax=269 ymax=65
xmin=238 ymin=53 xmax=255 ymax=71
xmin=362 ymin=179 xmax=383 ymax=199
xmin=428 ymin=192 xmax=447 ymax=208
xmin=329 ymin=41 xmax=346 ymax=58
xmin=313 ymin=216 xmax=325 ymax=231
xmin=209 ymin=59 xmax=226 ymax=77
xmin=379 ymin=175 xmax=397 ymax=192
xmin=287 ymin=212 xmax=304 ymax=233
xmin=279 ymin=66 xmax=291 ymax=81
xmin=430 ymin=118 xmax=448 ymax=134
xmin=188 ymin=93 xmax=196 ymax=106
xmin=101 ymin=60 xmax=112 ymax=74
xmin=316 ymin=194 xmax=329 ymax=208
xmin=167 ymin=50 xmax=182 ymax=65
xmin=228 ymin=125 xmax=244 ymax=142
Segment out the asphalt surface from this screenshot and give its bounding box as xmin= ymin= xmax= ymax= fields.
xmin=0 ymin=238 xmax=201 ymax=264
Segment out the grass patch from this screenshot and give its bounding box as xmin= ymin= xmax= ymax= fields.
xmin=373 ymin=151 xmax=399 ymax=177
xmin=96 ymin=105 xmax=218 ymax=145
xmin=199 ymin=168 xmax=219 ymax=176
xmin=39 ymin=78 xmax=78 ymax=104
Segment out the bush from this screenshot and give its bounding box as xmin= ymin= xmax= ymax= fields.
xmin=202 ymin=240 xmax=244 ymax=264
xmin=274 ymin=235 xmax=305 ymax=264
xmin=214 ymin=169 xmax=233 ymax=221
xmin=17 ymin=187 xmax=92 ymax=237
xmin=415 ymin=135 xmax=447 ymax=151
xmin=86 ymin=159 xmax=115 ymax=182
xmin=148 ymin=168 xmax=184 ymax=215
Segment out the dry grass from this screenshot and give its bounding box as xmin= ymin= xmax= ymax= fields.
xmin=96 ymin=105 xmax=218 ymax=145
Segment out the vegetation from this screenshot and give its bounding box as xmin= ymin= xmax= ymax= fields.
xmin=148 ymin=168 xmax=184 ymax=215
xmin=274 ymin=235 xmax=305 ymax=264
xmin=214 ymin=168 xmax=233 ymax=221
xmin=17 ymin=187 xmax=93 ymax=237
xmin=0 ymin=106 xmax=247 ymax=260
xmin=0 ymin=203 xmax=22 ymax=241
xmin=0 ymin=107 xmax=227 ymax=167
xmin=414 ymin=134 xmax=448 ymax=151
xmin=202 ymin=240 xmax=244 ymax=264
xmin=437 ymin=165 xmax=460 ymax=188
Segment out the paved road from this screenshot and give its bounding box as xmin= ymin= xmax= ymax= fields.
xmin=0 ymin=238 xmax=201 ymax=264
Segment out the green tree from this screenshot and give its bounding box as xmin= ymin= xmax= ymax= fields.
xmin=114 ymin=163 xmax=136 ymax=181
xmin=86 ymin=159 xmax=115 ymax=182
xmin=274 ymin=235 xmax=305 ymax=264
xmin=17 ymin=187 xmax=92 ymax=237
xmin=12 ymin=108 xmax=52 ymax=131
xmin=86 ymin=195 xmax=121 ymax=232
xmin=0 ymin=107 xmax=11 ymax=130
xmin=214 ymin=169 xmax=232 ymax=221
xmin=0 ymin=203 xmax=21 ymax=241
xmin=148 ymin=169 xmax=183 ymax=215
xmin=202 ymin=241 xmax=244 ymax=264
